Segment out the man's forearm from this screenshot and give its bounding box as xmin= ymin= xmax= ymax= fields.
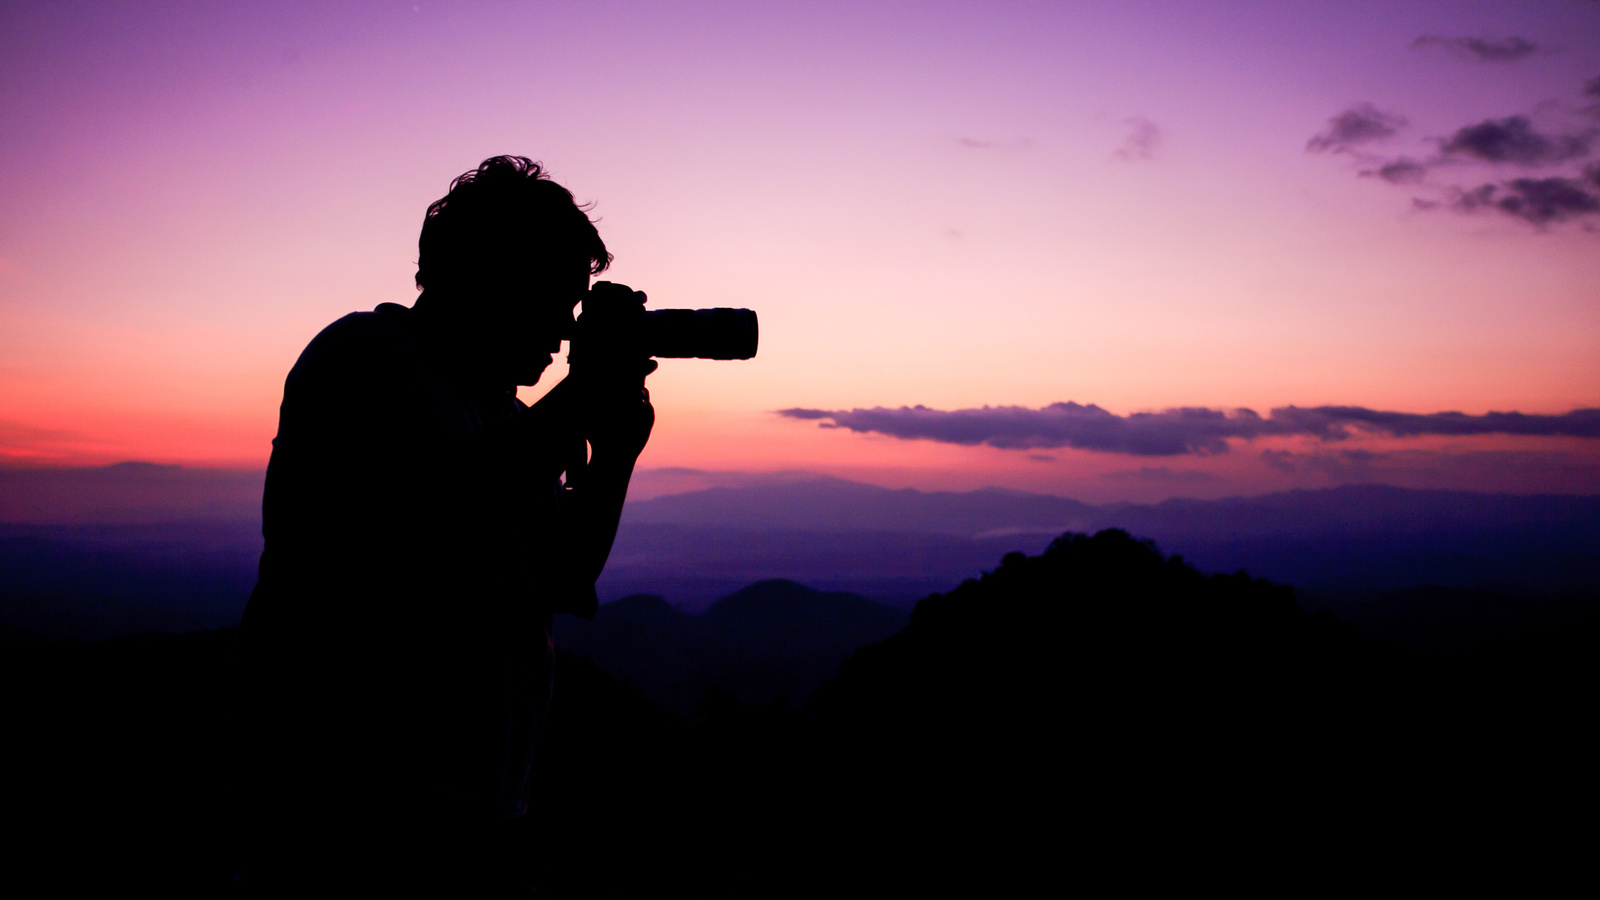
xmin=560 ymin=452 xmax=638 ymax=588
xmin=538 ymin=357 xmax=655 ymax=604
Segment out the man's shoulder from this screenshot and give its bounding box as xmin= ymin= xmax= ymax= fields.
xmin=311 ymin=303 xmax=412 ymax=347
xmin=287 ymin=304 xmax=420 ymax=389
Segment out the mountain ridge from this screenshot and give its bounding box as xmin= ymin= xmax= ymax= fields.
xmin=557 ymin=578 xmax=909 ymax=714
xmin=625 ymin=476 xmax=1600 ymax=536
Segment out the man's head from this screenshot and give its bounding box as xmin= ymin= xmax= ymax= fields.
xmin=416 ymin=156 xmax=611 ymax=384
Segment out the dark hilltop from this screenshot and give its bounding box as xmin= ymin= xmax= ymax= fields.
xmin=4 ymin=526 xmax=1591 ymax=893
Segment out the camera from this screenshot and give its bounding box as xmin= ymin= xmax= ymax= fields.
xmin=572 ymin=281 xmax=758 ymax=362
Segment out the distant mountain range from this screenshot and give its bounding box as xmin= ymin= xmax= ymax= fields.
xmin=624 ymin=474 xmax=1600 ymax=539
xmin=0 ymin=462 xmax=263 ymax=524
xmin=623 ymin=476 xmax=1097 ymax=535
xmin=607 ymin=477 xmax=1600 ymax=609
xmin=2 ymin=464 xmax=1596 ymax=636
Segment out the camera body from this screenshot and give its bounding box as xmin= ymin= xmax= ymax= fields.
xmin=571 ymin=282 xmax=758 ymax=362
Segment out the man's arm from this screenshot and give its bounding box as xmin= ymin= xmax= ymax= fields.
xmin=561 ymin=369 xmax=655 ymax=587
xmin=523 ymin=361 xmax=656 ymax=614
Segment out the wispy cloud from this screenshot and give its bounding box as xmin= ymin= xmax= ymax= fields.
xmin=1411 ymin=35 xmax=1539 ymax=63
xmin=1441 ymin=116 xmax=1593 ymax=165
xmin=1102 ymin=466 xmax=1219 ymax=485
xmin=0 ymin=420 xmax=91 ymax=460
xmin=1269 ymin=406 xmax=1600 ymax=439
xmin=956 ymin=136 xmax=1034 ymax=151
xmin=1313 ymin=77 xmax=1600 ymax=229
xmin=1112 ymin=117 xmax=1161 ymax=161
xmin=1450 ymin=176 xmax=1600 ymax=225
xmin=1306 ymin=103 xmax=1406 ymax=153
xmin=779 ymin=404 xmax=1600 ymax=457
xmin=1362 ymin=157 xmax=1428 ymax=184
xmin=1260 ymin=447 xmax=1600 ymax=490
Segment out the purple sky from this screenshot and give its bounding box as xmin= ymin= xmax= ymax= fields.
xmin=2 ymin=1 xmax=1597 ymax=501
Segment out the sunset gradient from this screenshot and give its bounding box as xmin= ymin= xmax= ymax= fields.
xmin=3 ymin=1 xmax=1597 ymax=502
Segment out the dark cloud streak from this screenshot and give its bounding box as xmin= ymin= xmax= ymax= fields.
xmin=1363 ymin=157 xmax=1428 ymax=184
xmin=1411 ymin=35 xmax=1538 ymax=62
xmin=1306 ymin=103 xmax=1405 ymax=153
xmin=1267 ymin=406 xmax=1600 ymax=440
xmin=1442 ymin=116 xmax=1593 ymax=165
xmin=1450 ymin=177 xmax=1600 ymax=224
xmin=778 ymin=404 xmax=1600 ymax=457
xmin=1102 ymin=467 xmax=1219 ymax=485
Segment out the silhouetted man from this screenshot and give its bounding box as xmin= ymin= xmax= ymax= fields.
xmin=233 ymin=156 xmax=654 ymax=890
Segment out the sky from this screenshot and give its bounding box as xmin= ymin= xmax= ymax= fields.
xmin=2 ymin=0 xmax=1598 ymax=503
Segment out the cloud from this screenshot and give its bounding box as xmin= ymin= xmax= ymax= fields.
xmin=778 ymin=404 xmax=1600 ymax=457
xmin=1113 ymin=117 xmax=1161 ymax=161
xmin=1584 ymin=75 xmax=1600 ymax=119
xmin=1450 ymin=177 xmax=1600 ymax=224
xmin=0 ymin=419 xmax=90 ymax=459
xmin=1267 ymin=405 xmax=1600 ymax=439
xmin=1441 ymin=116 xmax=1593 ymax=165
xmin=1496 ymin=177 xmax=1600 ymax=223
xmin=1318 ymin=81 xmax=1600 ymax=233
xmin=1264 ymin=447 xmax=1398 ymax=478
xmin=1257 ymin=447 xmax=1600 ymax=491
xmin=1339 ymin=95 xmax=1600 ymax=227
xmin=626 ymin=466 xmax=836 ymax=501
xmin=1307 ymin=103 xmax=1406 ymax=153
xmin=1261 ymin=449 xmax=1299 ymax=473
xmin=781 ymin=403 xmax=1264 ymax=455
xmin=1102 ymin=467 xmax=1219 ymax=485
xmin=1362 ymin=157 xmax=1429 ymax=184
xmin=957 ymin=136 xmax=1033 ymax=151
xmin=1411 ymin=35 xmax=1538 ymax=62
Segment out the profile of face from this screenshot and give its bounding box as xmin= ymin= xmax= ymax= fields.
xmin=470 ymin=252 xmax=591 ymax=386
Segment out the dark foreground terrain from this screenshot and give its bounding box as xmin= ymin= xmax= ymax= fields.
xmin=3 ymin=529 xmax=1594 ymax=894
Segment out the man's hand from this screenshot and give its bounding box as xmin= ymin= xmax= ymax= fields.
xmin=581 ymin=361 xmax=656 ymax=462
xmin=570 ymin=281 xmax=657 ymax=462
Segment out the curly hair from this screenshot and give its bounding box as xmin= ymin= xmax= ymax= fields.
xmin=415 ymin=156 xmax=611 ymax=291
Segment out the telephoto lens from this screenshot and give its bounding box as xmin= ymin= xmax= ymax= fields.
xmin=641 ymin=308 xmax=758 ymax=360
